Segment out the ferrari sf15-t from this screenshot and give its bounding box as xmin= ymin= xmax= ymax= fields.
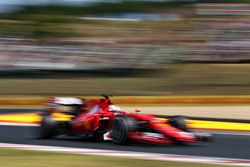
xmin=36 ymin=95 xmax=212 ymax=145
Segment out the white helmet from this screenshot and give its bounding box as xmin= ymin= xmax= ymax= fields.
xmin=108 ymin=105 xmax=121 ymax=113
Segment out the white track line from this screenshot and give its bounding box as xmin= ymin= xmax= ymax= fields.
xmin=0 ymin=143 xmax=250 ymax=166
xmin=0 ymin=122 xmax=38 ymax=126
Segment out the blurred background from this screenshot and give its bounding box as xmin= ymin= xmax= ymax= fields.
xmin=0 ymin=0 xmax=250 ymax=96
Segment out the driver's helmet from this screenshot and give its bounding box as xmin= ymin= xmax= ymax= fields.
xmin=108 ymin=105 xmax=121 ymax=113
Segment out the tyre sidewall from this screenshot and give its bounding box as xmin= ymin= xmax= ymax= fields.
xmin=111 ymin=117 xmax=136 ymax=144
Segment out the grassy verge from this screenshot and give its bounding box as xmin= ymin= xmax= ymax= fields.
xmin=1 ymin=64 xmax=250 ymax=96
xmin=0 ymin=148 xmax=229 ymax=167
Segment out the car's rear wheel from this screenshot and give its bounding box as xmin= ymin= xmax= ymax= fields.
xmin=36 ymin=116 xmax=58 ymax=139
xmin=111 ymin=117 xmax=136 ymax=145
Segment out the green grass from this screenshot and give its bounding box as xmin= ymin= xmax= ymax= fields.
xmin=0 ymin=148 xmax=231 ymax=167
xmin=0 ymin=77 xmax=169 ymax=96
xmin=1 ymin=64 xmax=250 ymax=96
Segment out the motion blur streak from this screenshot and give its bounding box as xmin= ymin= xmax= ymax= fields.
xmin=0 ymin=1 xmax=249 ymax=96
xmin=0 ymin=1 xmax=250 ymax=166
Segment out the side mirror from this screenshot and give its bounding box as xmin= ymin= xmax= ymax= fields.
xmin=135 ymin=108 xmax=141 ymax=113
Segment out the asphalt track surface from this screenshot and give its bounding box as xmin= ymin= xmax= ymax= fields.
xmin=1 ymin=109 xmax=250 ymax=160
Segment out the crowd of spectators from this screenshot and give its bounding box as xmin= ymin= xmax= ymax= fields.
xmin=0 ymin=3 xmax=250 ymax=70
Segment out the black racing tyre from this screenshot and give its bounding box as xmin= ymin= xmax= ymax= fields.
xmin=168 ymin=116 xmax=189 ymax=132
xmin=36 ymin=116 xmax=58 ymax=139
xmin=111 ymin=117 xmax=136 ymax=145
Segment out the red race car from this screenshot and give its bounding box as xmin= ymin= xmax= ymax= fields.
xmin=37 ymin=95 xmax=212 ymax=144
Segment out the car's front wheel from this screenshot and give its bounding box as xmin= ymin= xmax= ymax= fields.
xmin=168 ymin=115 xmax=189 ymax=132
xmin=111 ymin=117 xmax=136 ymax=145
